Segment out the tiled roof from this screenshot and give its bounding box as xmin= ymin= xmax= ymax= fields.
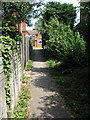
xmin=27 ymin=30 xmax=38 ymax=35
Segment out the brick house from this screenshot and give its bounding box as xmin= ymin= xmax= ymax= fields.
xmin=16 ymin=22 xmax=42 ymax=48
xmin=27 ymin=30 xmax=42 ymax=48
xmin=16 ymin=22 xmax=28 ymax=35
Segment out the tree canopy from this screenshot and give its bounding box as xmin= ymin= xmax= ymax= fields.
xmin=35 ymin=2 xmax=76 ymax=47
xmin=2 ymin=2 xmax=34 ymax=36
xmin=41 ymin=2 xmax=76 ymax=29
xmin=77 ymin=2 xmax=90 ymax=42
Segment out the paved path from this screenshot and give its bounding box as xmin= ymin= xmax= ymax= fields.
xmin=29 ymin=48 xmax=72 ymax=118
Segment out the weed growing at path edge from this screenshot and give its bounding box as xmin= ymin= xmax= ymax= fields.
xmin=12 ymin=87 xmax=30 ymax=118
xmin=26 ymin=60 xmax=33 ymax=71
xmin=47 ymin=60 xmax=89 ymax=118
xmin=12 ymin=60 xmax=32 ymax=118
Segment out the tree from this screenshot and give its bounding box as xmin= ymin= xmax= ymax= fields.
xmin=41 ymin=2 xmax=76 ymax=28
xmin=2 ymin=2 xmax=34 ymax=37
xmin=77 ymin=2 xmax=90 ymax=42
xmin=44 ymin=17 xmax=87 ymax=67
xmin=37 ymin=1 xmax=76 ymax=47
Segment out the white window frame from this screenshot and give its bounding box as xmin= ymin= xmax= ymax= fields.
xmin=38 ymin=39 xmax=42 ymax=44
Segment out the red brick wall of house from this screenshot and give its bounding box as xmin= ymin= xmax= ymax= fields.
xmin=22 ymin=22 xmax=26 ymax=28
xmin=32 ymin=32 xmax=42 ymax=48
xmin=16 ymin=22 xmax=28 ymax=35
xmin=36 ymin=33 xmax=42 ymax=48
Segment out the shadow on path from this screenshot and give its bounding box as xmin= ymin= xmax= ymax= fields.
xmin=30 ymin=48 xmax=72 ymax=118
xmin=32 ymin=48 xmax=46 ymax=62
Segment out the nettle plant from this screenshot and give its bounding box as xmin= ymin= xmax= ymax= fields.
xmin=0 ymin=36 xmax=16 ymax=116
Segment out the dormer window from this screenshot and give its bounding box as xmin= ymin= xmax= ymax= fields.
xmin=35 ymin=34 xmax=38 ymax=36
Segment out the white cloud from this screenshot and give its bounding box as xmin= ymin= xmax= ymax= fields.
xmin=26 ymin=18 xmax=37 ymax=30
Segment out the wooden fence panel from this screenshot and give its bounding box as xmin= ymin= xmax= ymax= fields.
xmin=0 ymin=36 xmax=33 ymax=118
xmin=10 ymin=42 xmax=22 ymax=112
xmin=0 ymin=45 xmax=7 ymax=119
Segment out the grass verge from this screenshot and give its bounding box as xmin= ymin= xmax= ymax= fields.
xmin=12 ymin=60 xmax=33 ymax=118
xmin=47 ymin=60 xmax=89 ymax=118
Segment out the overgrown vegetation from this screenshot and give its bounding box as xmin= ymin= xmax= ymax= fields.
xmin=44 ymin=16 xmax=88 ymax=117
xmin=46 ymin=60 xmax=57 ymax=67
xmin=35 ymin=1 xmax=76 ymax=47
xmin=2 ymin=2 xmax=34 ymax=36
xmin=0 ymin=36 xmax=16 ymax=116
xmin=26 ymin=60 xmax=33 ymax=71
xmin=40 ymin=1 xmax=88 ymax=118
xmin=76 ymin=2 xmax=90 ymax=43
xmin=12 ymin=59 xmax=32 ymax=118
xmin=47 ymin=60 xmax=88 ymax=118
xmin=12 ymin=86 xmax=30 ymax=118
xmin=1 ymin=2 xmax=34 ymax=117
xmin=44 ymin=17 xmax=87 ymax=68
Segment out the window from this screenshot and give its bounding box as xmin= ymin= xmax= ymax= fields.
xmin=38 ymin=39 xmax=42 ymax=44
xmin=35 ymin=34 xmax=38 ymax=36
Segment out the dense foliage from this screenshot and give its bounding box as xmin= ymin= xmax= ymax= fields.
xmin=2 ymin=2 xmax=34 ymax=37
xmin=44 ymin=17 xmax=87 ymax=67
xmin=13 ymin=86 xmax=30 ymax=118
xmin=76 ymin=2 xmax=90 ymax=44
xmin=47 ymin=60 xmax=88 ymax=118
xmin=0 ymin=36 xmax=16 ymax=75
xmin=41 ymin=2 xmax=76 ymax=28
xmin=40 ymin=2 xmax=88 ymax=117
xmin=0 ymin=36 xmax=16 ymax=116
xmin=36 ymin=2 xmax=76 ymax=46
xmin=1 ymin=2 xmax=33 ymax=116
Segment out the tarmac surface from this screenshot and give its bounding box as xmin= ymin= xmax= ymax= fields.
xmin=29 ymin=48 xmax=72 ymax=118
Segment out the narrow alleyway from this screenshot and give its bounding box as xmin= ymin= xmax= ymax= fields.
xmin=29 ymin=48 xmax=72 ymax=118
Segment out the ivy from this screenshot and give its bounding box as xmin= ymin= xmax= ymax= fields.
xmin=2 ymin=2 xmax=35 ymax=36
xmin=0 ymin=36 xmax=16 ymax=117
xmin=1 ymin=36 xmax=16 ymax=75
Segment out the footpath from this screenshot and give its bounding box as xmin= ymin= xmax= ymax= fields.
xmin=29 ymin=48 xmax=72 ymax=118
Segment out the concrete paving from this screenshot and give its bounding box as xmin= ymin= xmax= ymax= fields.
xmin=29 ymin=48 xmax=72 ymax=118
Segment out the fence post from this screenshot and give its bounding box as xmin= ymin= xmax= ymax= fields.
xmin=26 ymin=37 xmax=27 ymax=65
xmin=22 ymin=35 xmax=25 ymax=70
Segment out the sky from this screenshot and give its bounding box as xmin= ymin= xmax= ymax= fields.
xmin=26 ymin=0 xmax=80 ymax=30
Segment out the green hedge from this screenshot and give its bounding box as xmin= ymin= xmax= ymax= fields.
xmin=44 ymin=17 xmax=87 ymax=67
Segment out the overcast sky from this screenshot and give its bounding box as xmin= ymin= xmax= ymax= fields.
xmin=26 ymin=0 xmax=80 ymax=30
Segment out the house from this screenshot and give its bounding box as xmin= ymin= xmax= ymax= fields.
xmin=16 ymin=22 xmax=42 ymax=48
xmin=27 ymin=30 xmax=42 ymax=48
xmin=16 ymin=22 xmax=29 ymax=35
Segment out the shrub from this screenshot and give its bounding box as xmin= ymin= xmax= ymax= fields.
xmin=46 ymin=60 xmax=57 ymax=67
xmin=44 ymin=17 xmax=87 ymax=67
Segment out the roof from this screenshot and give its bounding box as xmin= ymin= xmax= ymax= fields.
xmin=27 ymin=30 xmax=39 ymax=35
